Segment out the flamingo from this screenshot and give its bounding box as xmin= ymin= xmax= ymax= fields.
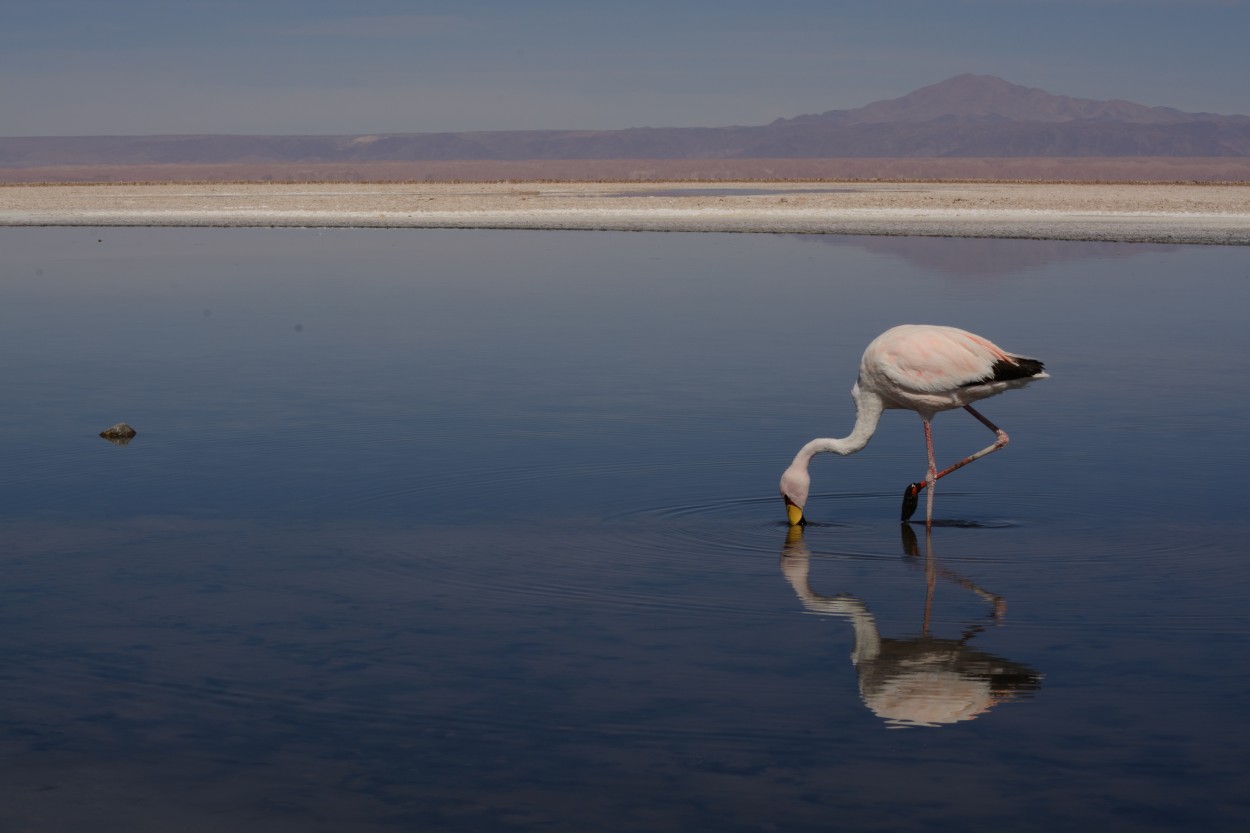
xmin=780 ymin=324 xmax=1047 ymax=525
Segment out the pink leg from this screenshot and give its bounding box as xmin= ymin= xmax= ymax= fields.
xmin=901 ymin=405 xmax=1011 ymax=521
xmin=923 ymin=417 xmax=937 ymax=527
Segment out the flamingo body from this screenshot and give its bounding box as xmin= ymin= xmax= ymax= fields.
xmin=781 ymin=325 xmax=1047 ymax=524
xmin=859 ymin=325 xmax=1045 ymax=413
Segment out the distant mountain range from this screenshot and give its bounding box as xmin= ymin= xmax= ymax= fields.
xmin=3 ymin=75 xmax=1249 ymax=168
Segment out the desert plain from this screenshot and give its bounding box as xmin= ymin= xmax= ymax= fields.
xmin=2 ymin=180 xmax=1248 ymax=243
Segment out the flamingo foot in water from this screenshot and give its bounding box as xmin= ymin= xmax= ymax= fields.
xmin=901 ymin=482 xmax=924 ymax=521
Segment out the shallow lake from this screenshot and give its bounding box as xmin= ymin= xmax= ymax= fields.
xmin=2 ymin=227 xmax=1248 ymax=832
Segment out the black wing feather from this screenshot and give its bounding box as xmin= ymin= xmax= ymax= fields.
xmin=961 ymin=356 xmax=1045 ymax=388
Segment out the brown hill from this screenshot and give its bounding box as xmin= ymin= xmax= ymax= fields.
xmin=2 ymin=75 xmax=1248 ymax=171
xmin=5 ymin=157 xmax=1250 ymax=184
xmin=775 ymin=74 xmax=1247 ymax=126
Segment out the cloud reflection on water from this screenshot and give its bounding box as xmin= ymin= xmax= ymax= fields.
xmin=795 ymin=234 xmax=1177 ymax=277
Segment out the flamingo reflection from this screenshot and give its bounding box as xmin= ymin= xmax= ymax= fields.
xmin=780 ymin=525 xmax=1041 ymax=728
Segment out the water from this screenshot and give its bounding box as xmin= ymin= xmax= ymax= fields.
xmin=1 ymin=228 xmax=1248 ymax=831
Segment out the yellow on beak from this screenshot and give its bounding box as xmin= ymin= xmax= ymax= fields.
xmin=784 ymin=497 xmax=805 ymax=526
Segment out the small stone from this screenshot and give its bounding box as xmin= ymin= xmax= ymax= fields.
xmin=99 ymin=422 xmax=137 ymax=440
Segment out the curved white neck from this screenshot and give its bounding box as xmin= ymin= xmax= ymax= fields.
xmin=792 ymin=388 xmax=884 ymax=466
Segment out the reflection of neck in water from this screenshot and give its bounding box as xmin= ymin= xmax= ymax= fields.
xmin=781 ymin=525 xmax=1042 ymax=728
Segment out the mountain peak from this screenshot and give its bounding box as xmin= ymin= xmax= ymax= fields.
xmin=778 ymin=74 xmax=1214 ymax=126
xmin=4 ymin=74 xmax=1249 ymax=172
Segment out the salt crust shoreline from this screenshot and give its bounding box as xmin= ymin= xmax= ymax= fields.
xmin=2 ymin=181 xmax=1248 ymax=243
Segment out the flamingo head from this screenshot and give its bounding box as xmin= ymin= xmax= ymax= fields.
xmin=780 ymin=465 xmax=810 ymax=526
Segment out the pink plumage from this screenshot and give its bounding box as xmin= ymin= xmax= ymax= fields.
xmin=780 ymin=325 xmax=1047 ymax=525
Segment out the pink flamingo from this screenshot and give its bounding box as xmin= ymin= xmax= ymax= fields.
xmin=780 ymin=325 xmax=1047 ymax=525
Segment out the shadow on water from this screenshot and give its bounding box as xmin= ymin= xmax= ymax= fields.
xmin=779 ymin=523 xmax=1042 ymax=728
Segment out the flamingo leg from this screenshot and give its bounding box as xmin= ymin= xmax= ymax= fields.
xmin=901 ymin=405 xmax=1011 ymax=521
xmin=922 ymin=527 xmax=936 ymax=634
xmin=900 ymin=523 xmax=1008 ymax=622
xmin=924 ymin=417 xmax=938 ymax=526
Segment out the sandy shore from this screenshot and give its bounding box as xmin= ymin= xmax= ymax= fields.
xmin=2 ymin=181 xmax=1248 ymax=243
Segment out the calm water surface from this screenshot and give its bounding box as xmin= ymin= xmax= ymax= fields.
xmin=1 ymin=228 xmax=1248 ymax=831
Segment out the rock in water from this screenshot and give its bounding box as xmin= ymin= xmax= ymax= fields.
xmin=99 ymin=422 xmax=138 ymax=440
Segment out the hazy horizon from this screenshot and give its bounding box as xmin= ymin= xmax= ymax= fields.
xmin=4 ymin=1 xmax=1250 ymax=138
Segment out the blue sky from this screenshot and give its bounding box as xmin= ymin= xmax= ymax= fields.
xmin=3 ymin=0 xmax=1248 ymax=136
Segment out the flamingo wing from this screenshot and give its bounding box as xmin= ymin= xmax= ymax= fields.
xmin=865 ymin=325 xmax=1042 ymax=396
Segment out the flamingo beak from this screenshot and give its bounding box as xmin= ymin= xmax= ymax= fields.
xmin=784 ymin=495 xmax=806 ymax=526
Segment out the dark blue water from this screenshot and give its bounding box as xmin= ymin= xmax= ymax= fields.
xmin=1 ymin=228 xmax=1248 ymax=831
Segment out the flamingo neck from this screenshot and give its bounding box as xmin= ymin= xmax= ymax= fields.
xmin=837 ymin=597 xmax=883 ymax=665
xmin=780 ymin=565 xmax=880 ymax=660
xmin=792 ymin=388 xmax=884 ymax=465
